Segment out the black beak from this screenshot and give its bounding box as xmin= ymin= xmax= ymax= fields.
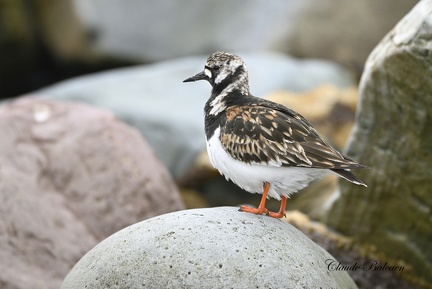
xmin=183 ymin=71 xmax=208 ymax=83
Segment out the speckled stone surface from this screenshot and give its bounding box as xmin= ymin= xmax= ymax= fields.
xmin=61 ymin=207 xmax=357 ymax=289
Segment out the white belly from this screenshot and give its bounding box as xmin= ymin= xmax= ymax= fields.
xmin=206 ymin=128 xmax=328 ymax=200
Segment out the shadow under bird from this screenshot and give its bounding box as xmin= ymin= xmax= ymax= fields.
xmin=184 ymin=51 xmax=367 ymax=218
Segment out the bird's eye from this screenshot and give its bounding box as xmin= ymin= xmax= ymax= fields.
xmin=213 ymin=65 xmax=220 ymax=71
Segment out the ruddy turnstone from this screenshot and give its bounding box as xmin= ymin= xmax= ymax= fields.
xmin=184 ymin=51 xmax=367 ymax=218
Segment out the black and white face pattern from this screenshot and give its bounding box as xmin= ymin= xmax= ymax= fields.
xmin=183 ymin=52 xmax=251 ymax=117
xmin=203 ymin=52 xmax=246 ymax=86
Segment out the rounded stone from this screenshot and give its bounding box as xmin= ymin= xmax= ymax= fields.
xmin=61 ymin=207 xmax=357 ymax=289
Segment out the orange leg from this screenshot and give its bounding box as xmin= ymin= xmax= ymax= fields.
xmin=239 ymin=182 xmax=287 ymax=219
xmin=267 ymin=196 xmax=287 ymax=218
xmin=239 ymin=182 xmax=270 ymax=215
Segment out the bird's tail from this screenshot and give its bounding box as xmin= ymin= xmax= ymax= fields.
xmin=331 ymin=168 xmax=367 ymax=187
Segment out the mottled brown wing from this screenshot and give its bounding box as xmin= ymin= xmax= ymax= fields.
xmin=220 ymin=104 xmax=363 ymax=169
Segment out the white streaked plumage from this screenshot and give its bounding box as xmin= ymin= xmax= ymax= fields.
xmin=214 ymin=58 xmax=244 ymax=84
xmin=209 ymin=93 xmax=227 ymax=115
xmin=206 ymin=127 xmax=328 ymax=200
xmin=209 ymin=79 xmax=249 ymax=115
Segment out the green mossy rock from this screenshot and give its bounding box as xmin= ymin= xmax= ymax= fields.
xmin=326 ymin=0 xmax=432 ymax=286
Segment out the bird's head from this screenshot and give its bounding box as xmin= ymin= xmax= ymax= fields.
xmin=184 ymin=51 xmax=248 ymax=89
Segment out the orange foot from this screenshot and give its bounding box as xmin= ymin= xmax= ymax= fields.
xmin=239 ymin=183 xmax=288 ymax=219
xmin=239 ymin=205 xmax=269 ymax=215
xmin=267 ymin=196 xmax=287 ymax=219
xmin=239 ymin=182 xmax=270 ymax=215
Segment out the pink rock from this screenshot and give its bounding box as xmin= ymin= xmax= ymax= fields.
xmin=0 ymin=97 xmax=184 ymax=289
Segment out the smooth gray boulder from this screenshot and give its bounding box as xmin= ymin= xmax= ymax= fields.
xmin=325 ymin=0 xmax=432 ymax=286
xmin=62 ymin=207 xmax=357 ymax=289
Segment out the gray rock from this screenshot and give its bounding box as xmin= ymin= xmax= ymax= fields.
xmin=73 ymin=0 xmax=416 ymax=65
xmin=74 ymin=0 xmax=300 ymax=61
xmin=0 ymin=98 xmax=184 ymax=289
xmin=36 ymin=52 xmax=355 ymax=178
xmin=61 ymin=207 xmax=358 ymax=289
xmin=325 ymin=0 xmax=432 ymax=285
xmin=289 ymin=0 xmax=418 ymax=66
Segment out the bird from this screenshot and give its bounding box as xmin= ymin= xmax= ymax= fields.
xmin=183 ymin=51 xmax=367 ymax=218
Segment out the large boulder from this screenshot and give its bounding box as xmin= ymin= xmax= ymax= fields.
xmin=325 ymin=0 xmax=432 ymax=286
xmin=0 ymin=98 xmax=184 ymax=289
xmin=61 ymin=207 xmax=357 ymax=289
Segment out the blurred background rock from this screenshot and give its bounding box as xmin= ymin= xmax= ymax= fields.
xmin=1 ymin=1 xmax=429 ymax=289
xmin=0 ymin=0 xmax=417 ymax=99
